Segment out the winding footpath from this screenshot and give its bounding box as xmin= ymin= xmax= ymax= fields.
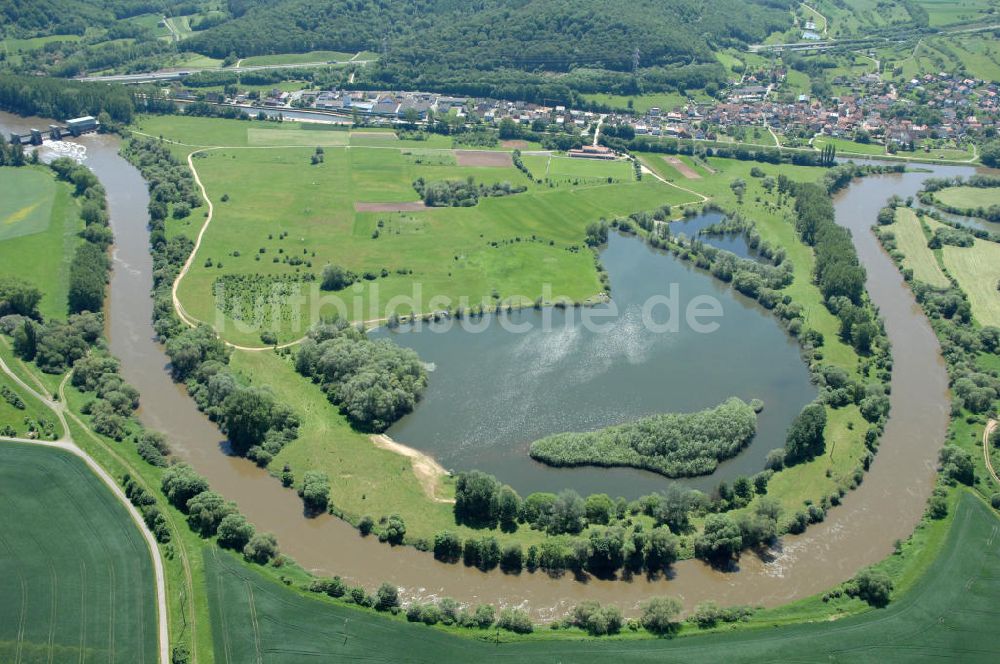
xmin=0 ymin=351 xmax=170 ymax=664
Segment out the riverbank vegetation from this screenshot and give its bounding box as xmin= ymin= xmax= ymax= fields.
xmin=529 ymin=397 xmax=760 ymax=478
xmin=874 ymin=198 xmax=999 ymax=506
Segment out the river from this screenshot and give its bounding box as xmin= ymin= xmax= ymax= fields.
xmin=0 ymin=110 xmax=971 ymax=617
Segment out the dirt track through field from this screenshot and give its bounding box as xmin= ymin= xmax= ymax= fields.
xmin=455 ymin=150 xmax=514 ymax=167
xmin=354 ymin=200 xmax=428 ymax=212
xmin=663 ymin=156 xmax=702 ymax=179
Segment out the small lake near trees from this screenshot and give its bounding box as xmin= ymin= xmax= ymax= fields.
xmin=373 ymin=229 xmax=817 ymax=496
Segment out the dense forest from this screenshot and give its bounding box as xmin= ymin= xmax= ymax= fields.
xmin=181 ymin=0 xmax=794 ymax=98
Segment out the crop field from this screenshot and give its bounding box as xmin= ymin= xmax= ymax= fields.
xmin=0 ymin=443 xmax=157 ymax=663
xmin=934 ymin=186 xmax=1000 ymax=210
xmin=204 ymin=492 xmax=1000 ymax=663
xmin=919 ymin=0 xmax=998 ymax=26
xmin=941 ymin=237 xmax=1000 ymax=328
xmin=158 ymin=116 xmax=698 ymax=345
xmin=247 ymin=127 xmax=350 ymax=146
xmin=0 ymin=167 xmax=81 ymax=320
xmin=892 ymin=208 xmax=951 ymax=288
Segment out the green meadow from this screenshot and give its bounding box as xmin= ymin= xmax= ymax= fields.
xmin=204 ymin=492 xmax=1000 ymax=663
xmin=891 ymin=208 xmax=951 ymax=288
xmin=144 ymin=115 xmax=699 ymax=345
xmin=941 ymin=237 xmax=1000 ymax=328
xmin=934 ymin=185 xmax=1000 ymax=210
xmin=0 ymin=167 xmax=82 ymax=320
xmin=0 ymin=443 xmax=158 ymax=663
xmin=812 ymin=136 xmax=887 ymax=157
xmin=239 ymin=50 xmax=358 ymax=66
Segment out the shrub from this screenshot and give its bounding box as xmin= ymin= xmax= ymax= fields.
xmin=298 ymin=471 xmax=331 ymax=513
xmin=217 ymin=513 xmax=255 ymax=550
xmin=497 ymin=607 xmax=533 ymax=634
xmin=571 ymin=600 xmax=624 ymax=635
xmin=375 ymin=582 xmax=400 ymax=611
xmin=640 ymin=596 xmax=682 ymax=635
xmin=847 ymin=567 xmax=893 ymax=607
xmin=243 ymin=532 xmax=279 ymax=564
xmin=161 ymin=464 xmax=209 ymax=511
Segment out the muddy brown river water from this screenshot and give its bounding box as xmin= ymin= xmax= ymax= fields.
xmin=1 ymin=111 xmax=974 ymax=617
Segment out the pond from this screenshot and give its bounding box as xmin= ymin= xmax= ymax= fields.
xmin=372 ymin=228 xmax=816 ymax=497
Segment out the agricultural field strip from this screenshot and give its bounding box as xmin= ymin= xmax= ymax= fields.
xmin=0 ymin=353 xmax=169 ymax=664
xmin=138 ymin=131 xmax=703 ymax=351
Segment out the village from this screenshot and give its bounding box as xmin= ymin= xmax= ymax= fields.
xmin=171 ymin=63 xmax=998 ymax=158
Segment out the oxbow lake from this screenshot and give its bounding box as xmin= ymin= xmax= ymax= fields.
xmin=373 ymin=227 xmax=816 ymax=497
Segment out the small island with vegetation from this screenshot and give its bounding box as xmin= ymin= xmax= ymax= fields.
xmin=529 ymin=397 xmax=761 ymax=477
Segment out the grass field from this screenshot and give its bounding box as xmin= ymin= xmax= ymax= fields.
xmin=0 ymin=167 xmax=82 ymax=320
xmin=941 ymin=237 xmax=1000 ymax=327
xmin=0 ymin=443 xmax=158 ymax=663
xmin=147 ymin=115 xmax=698 ymax=345
xmin=239 ymin=50 xmax=357 ymax=66
xmin=246 ymin=127 xmax=350 ymax=146
xmin=204 ymin=492 xmax=1000 ymax=662
xmin=580 ymin=92 xmax=709 ymax=113
xmin=813 ymin=136 xmax=887 ymax=156
xmin=892 ymin=208 xmax=951 ymax=288
xmin=934 ymin=185 xmax=1000 ymax=210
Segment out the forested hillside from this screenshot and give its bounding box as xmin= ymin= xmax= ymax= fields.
xmin=0 ymin=0 xmax=205 ymax=37
xmin=184 ymin=0 xmax=794 ymax=97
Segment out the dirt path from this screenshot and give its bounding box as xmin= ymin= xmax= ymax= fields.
xmin=0 ymin=356 xmax=169 ymax=664
xmin=984 ymin=419 xmax=999 ymax=485
xmin=370 ymin=434 xmax=454 ymax=503
xmin=639 ymin=161 xmax=710 ymax=204
xmin=663 ymin=156 xmax=702 ymax=179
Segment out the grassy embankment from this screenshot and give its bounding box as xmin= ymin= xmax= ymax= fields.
xmin=0 ymin=166 xmax=82 ymax=320
xmin=0 ymin=442 xmax=158 ymax=663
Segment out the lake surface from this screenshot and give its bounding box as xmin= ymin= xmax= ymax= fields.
xmin=1 ymin=109 xmax=974 ymax=617
xmin=373 ymin=228 xmax=814 ymax=496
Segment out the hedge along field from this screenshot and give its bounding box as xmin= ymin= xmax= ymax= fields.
xmin=204 ymin=492 xmax=1000 ymax=663
xmin=941 ymin=236 xmax=1000 ymax=328
xmin=0 ymin=167 xmax=81 ymax=320
xmin=0 ymin=443 xmax=157 ymax=664
xmin=890 ymin=208 xmax=951 ymax=288
xmin=169 ymin=133 xmax=698 ymax=345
